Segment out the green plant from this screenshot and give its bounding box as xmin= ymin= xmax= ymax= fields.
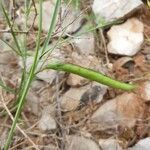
xmin=0 ymin=0 xmax=136 ymax=149
xmin=1 ymin=0 xmax=61 ymax=149
xmin=44 ymin=62 xmax=136 ymax=91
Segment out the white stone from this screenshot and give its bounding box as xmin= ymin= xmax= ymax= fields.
xmin=143 ymin=82 xmax=150 ymax=100
xmin=23 ymin=1 xmax=82 ymax=35
xmin=139 ymin=81 xmax=150 ymax=101
xmin=107 ymin=18 xmax=144 ymax=56
xmin=128 ymin=137 xmax=150 ymax=150
xmin=19 ymin=48 xmax=65 ymax=83
xmin=67 ymin=73 xmax=89 ymax=87
xmin=0 ymin=130 xmax=7 ymax=149
xmin=38 ymin=105 xmax=56 ymax=131
xmin=56 ymin=4 xmax=83 ymax=36
xmin=91 ymin=93 xmax=145 ymax=128
xmin=65 ymin=135 xmax=100 ymax=150
xmin=61 ymin=85 xmax=90 ymax=111
xmin=15 ymin=1 xmax=56 ymax=32
xmin=41 ymin=144 xmax=57 ymax=150
xmin=92 ymin=0 xmax=143 ymax=22
xmin=0 ymin=1 xmax=9 ymax=18
xmin=21 ymin=56 xmax=59 ymax=83
xmin=26 ymin=90 xmax=39 ymax=116
xmin=73 ymin=32 xmax=95 ymax=55
xmin=99 ymin=139 xmax=123 ymax=150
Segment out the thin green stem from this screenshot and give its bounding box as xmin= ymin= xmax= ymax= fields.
xmin=1 ymin=4 xmax=22 ymax=56
xmin=4 ymin=0 xmax=61 ymax=148
xmin=0 ymin=80 xmax=15 ymax=93
xmin=45 ymin=62 xmax=136 ymax=91
xmin=4 ymin=0 xmax=43 ymax=148
xmin=40 ymin=0 xmax=61 ymax=56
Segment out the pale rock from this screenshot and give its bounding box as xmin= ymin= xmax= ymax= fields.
xmin=31 ymin=80 xmax=45 ymax=91
xmin=38 ymin=1 xmax=82 ymax=34
xmin=91 ymin=93 xmax=145 ymax=128
xmin=19 ymin=48 xmax=65 ymax=83
xmin=65 ymin=135 xmax=100 ymax=150
xmin=92 ymin=0 xmax=143 ymax=22
xmin=61 ymin=82 xmax=107 ymax=111
xmin=40 ymin=1 xmax=56 ymax=32
xmin=67 ymin=73 xmax=89 ymax=87
xmin=37 ymin=70 xmax=60 ymax=83
xmin=143 ymin=82 xmax=150 ymax=101
xmin=20 ymin=56 xmax=58 ymax=83
xmin=0 ymin=44 xmax=18 ymax=77
xmin=73 ymin=32 xmax=95 ymax=55
xmin=38 ymin=105 xmax=56 ymax=131
xmin=19 ymin=48 xmax=65 ymax=71
xmin=0 ymin=39 xmax=8 ymax=51
xmin=99 ymin=139 xmax=123 ymax=150
xmin=113 ymin=57 xmax=134 ymax=70
xmin=138 ymin=81 xmax=150 ymax=101
xmin=128 ymin=137 xmax=150 ymax=150
xmin=0 ymin=0 xmax=9 ymax=18
xmin=80 ymin=83 xmax=107 ymax=104
xmin=26 ymin=90 xmax=39 ymax=116
xmin=61 ymin=85 xmax=89 ymax=111
xmin=40 ymin=144 xmax=57 ymax=150
xmin=56 ymin=3 xmax=83 ymax=36
xmin=107 ymin=18 xmax=144 ymax=56
xmin=36 ymin=48 xmax=65 ymax=83
xmin=16 ymin=1 xmax=82 ymax=34
xmin=15 ymin=1 xmax=55 ymax=31
xmin=0 ymin=41 xmax=18 ymax=64
xmin=0 ymin=129 xmax=8 ymax=149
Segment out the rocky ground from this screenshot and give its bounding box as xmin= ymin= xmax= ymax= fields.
xmin=0 ymin=0 xmax=150 ymax=149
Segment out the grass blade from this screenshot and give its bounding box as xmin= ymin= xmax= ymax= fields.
xmin=1 ymin=4 xmax=22 ymax=56
xmin=40 ymin=0 xmax=61 ymax=56
xmin=3 ymin=0 xmax=43 ymax=148
xmin=4 ymin=0 xmax=61 ymax=148
xmin=0 ymin=80 xmax=15 ymax=93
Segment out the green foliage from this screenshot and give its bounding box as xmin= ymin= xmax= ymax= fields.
xmin=1 ymin=0 xmax=61 ymax=149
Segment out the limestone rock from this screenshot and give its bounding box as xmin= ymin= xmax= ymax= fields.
xmin=99 ymin=139 xmax=123 ymax=150
xmin=26 ymin=90 xmax=39 ymax=116
xmin=19 ymin=48 xmax=65 ymax=83
xmin=73 ymin=32 xmax=95 ymax=55
xmin=107 ymin=18 xmax=144 ymax=56
xmin=92 ymin=0 xmax=143 ymax=22
xmin=137 ymin=81 xmax=150 ymax=101
xmin=65 ymin=135 xmax=100 ymax=150
xmin=16 ymin=1 xmax=82 ymax=35
xmin=128 ymin=137 xmax=150 ymax=150
xmin=38 ymin=105 xmax=56 ymax=131
xmin=91 ymin=93 xmax=145 ymax=128
xmin=61 ymin=82 xmax=107 ymax=111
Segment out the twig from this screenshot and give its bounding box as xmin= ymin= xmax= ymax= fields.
xmin=55 ymin=74 xmax=65 ymax=150
xmin=100 ymin=29 xmax=110 ymax=65
xmin=0 ymin=29 xmax=28 ymax=34
xmin=28 ymin=0 xmax=38 ymax=31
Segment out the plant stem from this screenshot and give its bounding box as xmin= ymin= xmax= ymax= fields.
xmin=3 ymin=0 xmax=43 ymax=149
xmin=1 ymin=4 xmax=22 ymax=56
xmin=4 ymin=0 xmax=61 ymax=148
xmin=46 ymin=62 xmax=136 ymax=91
